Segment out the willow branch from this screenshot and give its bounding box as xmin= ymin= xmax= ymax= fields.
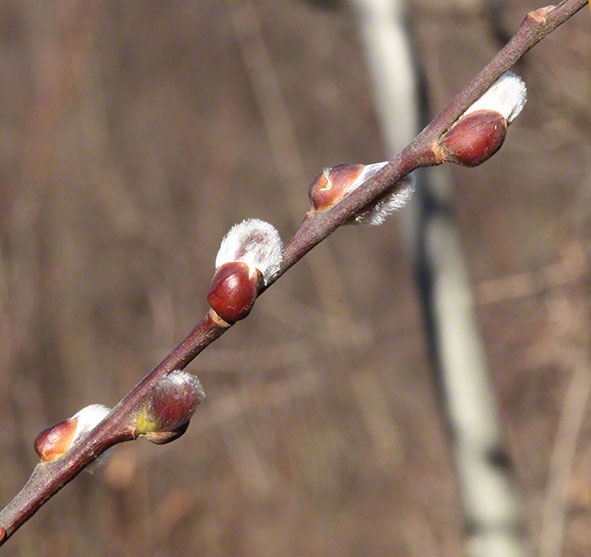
xmin=0 ymin=0 xmax=586 ymax=547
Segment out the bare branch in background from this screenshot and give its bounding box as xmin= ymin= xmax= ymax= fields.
xmin=0 ymin=0 xmax=587 ymax=547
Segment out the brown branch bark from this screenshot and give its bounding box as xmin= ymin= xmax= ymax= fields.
xmin=0 ymin=0 xmax=587 ymax=547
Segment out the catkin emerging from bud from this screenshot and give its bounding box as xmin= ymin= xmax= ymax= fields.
xmin=439 ymin=72 xmax=527 ymax=167
xmin=209 ymin=219 xmax=283 ymax=323
xmin=34 ymin=404 xmax=111 ymax=462
xmin=309 ymin=161 xmax=415 ymax=225
xmin=136 ymin=370 xmax=205 ymax=444
xmin=215 ymin=219 xmax=283 ymax=285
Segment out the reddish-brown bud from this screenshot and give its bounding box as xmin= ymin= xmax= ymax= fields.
xmin=0 ymin=526 xmax=6 ymax=544
xmin=309 ymin=163 xmax=366 ymax=211
xmin=136 ymin=370 xmax=205 ymax=444
xmin=34 ymin=418 xmax=78 ymax=462
xmin=439 ymin=109 xmax=507 ymax=167
xmin=207 ymin=261 xmax=261 ymax=323
xmin=148 ymin=372 xmax=204 ymax=432
xmin=34 ymin=404 xmax=111 ymax=463
xmin=308 ymin=161 xmax=415 ymax=225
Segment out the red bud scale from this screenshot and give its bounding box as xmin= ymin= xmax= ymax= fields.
xmin=34 ymin=404 xmax=111 ymax=463
xmin=34 ymin=419 xmax=78 ymax=462
xmin=439 ymin=110 xmax=507 ymax=167
xmin=207 ymin=261 xmax=261 ymax=324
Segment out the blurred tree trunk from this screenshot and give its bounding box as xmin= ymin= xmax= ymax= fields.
xmin=350 ymin=0 xmax=529 ymax=554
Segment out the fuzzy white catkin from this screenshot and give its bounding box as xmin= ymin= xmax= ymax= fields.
xmin=215 ymin=218 xmax=284 ymax=284
xmin=462 ymin=71 xmax=527 ymax=124
xmin=71 ymin=404 xmax=111 ymax=442
xmin=354 ymin=174 xmax=415 ymax=225
xmin=70 ymin=404 xmax=112 ymax=472
xmin=347 ymin=161 xmax=416 ymax=225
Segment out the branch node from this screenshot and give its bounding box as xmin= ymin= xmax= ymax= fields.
xmin=208 ymin=308 xmax=232 ymax=328
xmin=529 ymin=5 xmax=556 ymax=23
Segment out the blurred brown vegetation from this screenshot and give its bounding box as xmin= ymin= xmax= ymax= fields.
xmin=0 ymin=0 xmax=589 ymax=555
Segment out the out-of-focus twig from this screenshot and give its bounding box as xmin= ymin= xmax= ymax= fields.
xmin=539 ymin=365 xmax=590 ymax=557
xmin=225 ymin=0 xmax=356 ymax=340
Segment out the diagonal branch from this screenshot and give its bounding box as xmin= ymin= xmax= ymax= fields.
xmin=0 ymin=0 xmax=587 ymax=547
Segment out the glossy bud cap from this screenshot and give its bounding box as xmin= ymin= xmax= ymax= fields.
xmin=34 ymin=418 xmax=78 ymax=462
xmin=208 ymin=261 xmax=261 ymax=323
xmin=439 ymin=110 xmax=507 ymax=167
xmin=438 ymin=72 xmax=526 ymax=167
xmin=136 ymin=370 xmax=205 ymax=445
xmin=309 ymin=164 xmax=366 ymax=211
xmin=34 ymin=404 xmax=111 ymax=462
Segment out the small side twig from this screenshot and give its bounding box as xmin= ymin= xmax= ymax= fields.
xmin=0 ymin=0 xmax=586 ymax=546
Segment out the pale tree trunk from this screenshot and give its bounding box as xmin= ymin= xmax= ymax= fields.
xmin=350 ymin=0 xmax=529 ymax=554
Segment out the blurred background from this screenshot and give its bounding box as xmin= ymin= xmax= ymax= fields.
xmin=0 ymin=0 xmax=589 ymax=555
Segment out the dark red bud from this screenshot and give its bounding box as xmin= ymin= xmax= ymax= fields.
xmin=309 ymin=163 xmax=365 ymax=211
xmin=207 ymin=261 xmax=260 ymax=323
xmin=439 ymin=109 xmax=507 ymax=167
xmin=34 ymin=418 xmax=78 ymax=462
xmin=0 ymin=526 xmax=6 ymax=544
xmin=136 ymin=371 xmax=204 ymax=445
xmin=149 ymin=373 xmax=204 ymax=433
